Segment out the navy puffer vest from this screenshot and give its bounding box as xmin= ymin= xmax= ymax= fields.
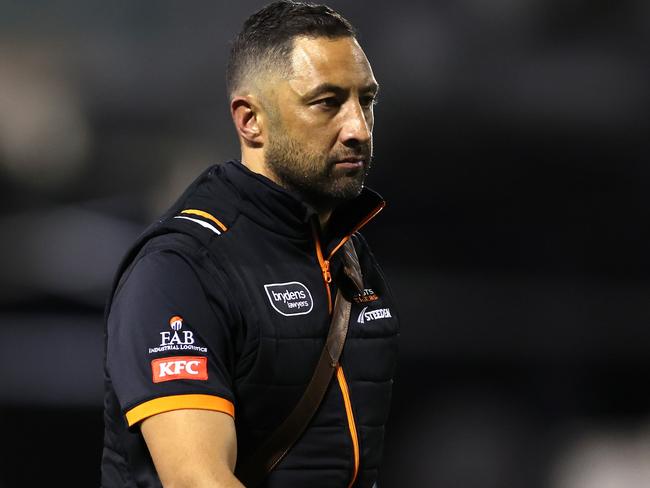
xmin=101 ymin=160 xmax=399 ymax=488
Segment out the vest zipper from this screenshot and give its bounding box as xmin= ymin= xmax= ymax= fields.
xmin=312 ymin=225 xmax=333 ymax=313
xmin=310 ymin=203 xmax=384 ymax=487
xmin=311 ymin=223 xmax=358 ymax=486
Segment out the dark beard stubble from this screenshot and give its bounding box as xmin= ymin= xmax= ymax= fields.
xmin=264 ymin=123 xmax=372 ymax=212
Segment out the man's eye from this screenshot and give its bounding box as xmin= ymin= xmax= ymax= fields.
xmin=315 ymin=97 xmax=340 ymax=108
xmin=360 ymin=96 xmax=378 ymax=108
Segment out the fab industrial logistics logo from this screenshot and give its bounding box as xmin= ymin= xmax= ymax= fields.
xmin=264 ymin=281 xmax=314 ymax=316
xmin=148 ymin=315 xmax=208 ymax=354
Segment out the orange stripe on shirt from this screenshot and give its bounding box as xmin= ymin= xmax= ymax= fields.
xmin=125 ymin=394 xmax=235 ymax=427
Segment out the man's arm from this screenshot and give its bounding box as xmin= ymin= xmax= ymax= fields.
xmin=141 ymin=409 xmax=245 ymax=488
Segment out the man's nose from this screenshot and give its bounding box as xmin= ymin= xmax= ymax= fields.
xmin=339 ymin=101 xmax=371 ymax=146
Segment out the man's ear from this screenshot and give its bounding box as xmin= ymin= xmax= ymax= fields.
xmin=231 ymin=96 xmax=264 ymax=148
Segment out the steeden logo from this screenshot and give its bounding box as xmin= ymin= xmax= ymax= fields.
xmin=264 ymin=281 xmax=314 ymax=316
xmin=357 ymin=306 xmax=392 ymax=325
xmin=151 ymin=356 xmax=208 ymax=383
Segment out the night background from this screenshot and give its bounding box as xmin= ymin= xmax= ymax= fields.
xmin=1 ymin=1 xmax=649 ymax=486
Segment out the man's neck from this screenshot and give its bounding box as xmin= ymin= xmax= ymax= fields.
xmin=241 ymin=153 xmax=334 ymax=231
xmin=240 ymin=152 xmax=270 ymax=181
xmin=317 ymin=210 xmax=333 ymax=232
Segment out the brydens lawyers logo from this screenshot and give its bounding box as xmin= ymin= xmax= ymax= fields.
xmin=264 ymin=281 xmax=314 ymax=316
xmin=152 ymin=356 xmax=208 ymax=383
xmin=148 ymin=315 xmax=208 ymax=354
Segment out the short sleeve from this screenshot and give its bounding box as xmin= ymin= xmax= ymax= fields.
xmin=106 ymin=248 xmax=237 ymax=428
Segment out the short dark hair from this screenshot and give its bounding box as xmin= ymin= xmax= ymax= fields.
xmin=227 ymin=0 xmax=356 ymax=98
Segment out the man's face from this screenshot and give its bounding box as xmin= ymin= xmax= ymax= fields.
xmin=264 ymin=35 xmax=379 ymax=210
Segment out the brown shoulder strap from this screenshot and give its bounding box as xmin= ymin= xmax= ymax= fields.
xmin=236 ymin=239 xmax=362 ymax=487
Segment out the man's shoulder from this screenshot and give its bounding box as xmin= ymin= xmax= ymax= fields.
xmin=134 ymin=231 xmax=233 ymax=279
xmin=111 ymin=231 xmax=231 ymax=303
xmin=111 ymin=233 xmax=200 ymax=300
xmin=139 ymin=232 xmax=207 ymax=260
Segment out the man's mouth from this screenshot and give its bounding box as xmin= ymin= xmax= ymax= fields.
xmin=333 ymin=157 xmax=366 ymax=170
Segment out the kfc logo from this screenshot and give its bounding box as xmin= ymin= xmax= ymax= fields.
xmin=151 ymin=356 xmax=208 ymax=383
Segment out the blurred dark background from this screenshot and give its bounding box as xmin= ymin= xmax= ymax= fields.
xmin=1 ymin=1 xmax=649 ymax=486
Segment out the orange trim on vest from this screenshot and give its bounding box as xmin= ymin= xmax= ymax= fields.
xmin=312 ymin=224 xmax=333 ymax=313
xmin=327 ymin=202 xmax=385 ymax=260
xmin=337 ymin=366 xmax=360 ymax=488
xmin=125 ymin=394 xmax=235 ymax=427
xmin=311 ymin=202 xmax=384 ymax=487
xmin=180 ymin=209 xmax=228 ymax=232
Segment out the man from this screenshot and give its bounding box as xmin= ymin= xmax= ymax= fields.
xmin=101 ymin=2 xmax=398 ymax=487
